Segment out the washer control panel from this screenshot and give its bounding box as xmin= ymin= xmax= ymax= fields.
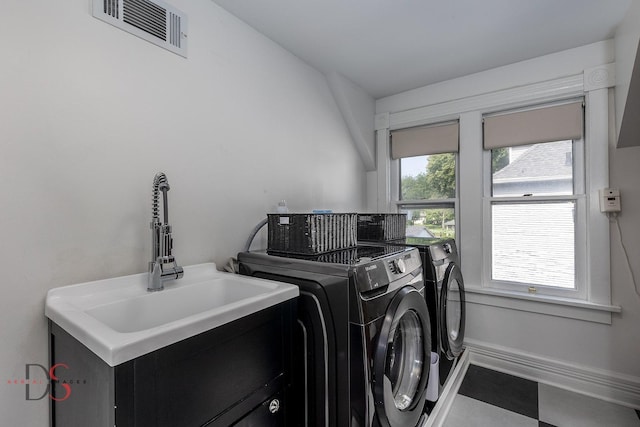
xmin=354 ymin=248 xmax=421 ymax=293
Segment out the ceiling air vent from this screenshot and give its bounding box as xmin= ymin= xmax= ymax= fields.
xmin=92 ymin=0 xmax=187 ymax=58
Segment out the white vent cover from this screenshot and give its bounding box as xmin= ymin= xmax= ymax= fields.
xmin=92 ymin=0 xmax=187 ymax=57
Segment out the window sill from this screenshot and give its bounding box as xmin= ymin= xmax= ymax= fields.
xmin=464 ymin=286 xmax=621 ymax=324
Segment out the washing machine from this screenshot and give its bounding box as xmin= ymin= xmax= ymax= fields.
xmin=359 ymin=237 xmax=466 ymax=400
xmin=424 ymin=239 xmax=465 ymax=384
xmin=238 ymin=244 xmax=432 ymax=427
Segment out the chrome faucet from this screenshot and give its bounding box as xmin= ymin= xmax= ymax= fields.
xmin=148 ymin=172 xmax=184 ymax=291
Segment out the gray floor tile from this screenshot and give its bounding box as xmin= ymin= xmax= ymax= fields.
xmin=538 ymin=383 xmax=640 ymax=427
xmin=443 ymin=395 xmax=538 ymax=427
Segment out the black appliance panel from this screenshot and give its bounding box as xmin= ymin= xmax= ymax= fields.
xmin=237 ymin=262 xmax=350 ymax=427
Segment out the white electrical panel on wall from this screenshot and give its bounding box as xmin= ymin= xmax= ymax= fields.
xmin=599 ymin=188 xmax=621 ymax=212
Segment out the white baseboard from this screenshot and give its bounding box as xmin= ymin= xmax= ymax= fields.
xmin=465 ymin=338 xmax=640 ymax=410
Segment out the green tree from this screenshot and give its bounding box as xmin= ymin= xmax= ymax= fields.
xmin=401 ymin=173 xmax=429 ymax=199
xmin=425 ymin=153 xmax=456 ymax=198
xmin=424 ymin=209 xmax=455 ymax=225
xmin=400 ymin=153 xmax=456 ymax=200
xmin=492 ymin=147 xmax=509 ymax=172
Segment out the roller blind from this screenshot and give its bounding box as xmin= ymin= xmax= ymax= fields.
xmin=483 ymin=101 xmax=583 ymax=149
xmin=390 ymin=122 xmax=459 ymax=159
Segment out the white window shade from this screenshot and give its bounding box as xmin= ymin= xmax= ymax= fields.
xmin=483 ymin=101 xmax=583 ymax=149
xmin=391 ymin=122 xmax=459 ymax=159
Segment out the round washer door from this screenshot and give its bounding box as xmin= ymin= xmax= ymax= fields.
xmin=439 ymin=263 xmax=466 ymax=360
xmin=374 ymin=286 xmax=431 ymax=427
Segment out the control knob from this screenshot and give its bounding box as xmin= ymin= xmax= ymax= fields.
xmin=393 ymin=258 xmax=406 ymax=274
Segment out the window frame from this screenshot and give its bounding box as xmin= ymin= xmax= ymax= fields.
xmin=376 ymin=70 xmax=620 ymax=324
xmin=482 ymin=130 xmax=588 ymax=299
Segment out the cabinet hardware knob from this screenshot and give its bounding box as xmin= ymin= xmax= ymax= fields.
xmin=269 ymin=398 xmax=280 ymax=414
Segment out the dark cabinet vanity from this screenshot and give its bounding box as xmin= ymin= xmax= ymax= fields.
xmin=49 ymin=300 xmax=296 ymax=427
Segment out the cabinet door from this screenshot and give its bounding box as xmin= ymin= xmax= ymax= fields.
xmin=123 ymin=302 xmax=294 ymax=427
xmin=49 ymin=322 xmax=116 ymax=427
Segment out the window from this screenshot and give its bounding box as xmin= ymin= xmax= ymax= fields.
xmin=390 ymin=122 xmax=459 ymax=239
xmin=483 ymin=101 xmax=586 ymax=298
xmin=378 ymin=71 xmax=616 ymax=322
xmin=398 ymin=154 xmax=456 ymax=238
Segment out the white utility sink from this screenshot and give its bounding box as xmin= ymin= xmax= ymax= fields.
xmin=45 ymin=263 xmax=298 ymax=366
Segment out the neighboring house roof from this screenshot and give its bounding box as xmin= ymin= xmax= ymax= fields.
xmin=493 ymin=141 xmax=572 ymax=182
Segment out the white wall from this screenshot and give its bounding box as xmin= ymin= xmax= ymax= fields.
xmin=0 ymin=0 xmax=365 ymax=424
xmin=376 ymin=40 xmax=640 ymax=380
xmin=326 ymin=71 xmax=376 ymax=171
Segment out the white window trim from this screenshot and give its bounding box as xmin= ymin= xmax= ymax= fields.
xmin=375 ymin=64 xmax=621 ymax=324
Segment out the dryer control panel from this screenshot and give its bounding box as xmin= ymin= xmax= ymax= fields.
xmin=354 ymin=249 xmax=421 ymax=293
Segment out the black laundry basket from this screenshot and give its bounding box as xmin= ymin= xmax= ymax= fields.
xmin=267 ymin=213 xmax=357 ymax=255
xmin=357 ymin=213 xmax=407 ymax=242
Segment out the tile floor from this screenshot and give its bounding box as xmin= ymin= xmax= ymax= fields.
xmin=444 ymin=365 xmax=640 ymax=427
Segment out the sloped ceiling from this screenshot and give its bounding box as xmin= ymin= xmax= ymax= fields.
xmin=212 ymin=0 xmax=631 ymax=99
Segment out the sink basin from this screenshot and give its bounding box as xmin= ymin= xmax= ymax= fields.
xmin=85 ymin=277 xmax=279 ymax=333
xmin=45 ymin=263 xmax=298 ymax=366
